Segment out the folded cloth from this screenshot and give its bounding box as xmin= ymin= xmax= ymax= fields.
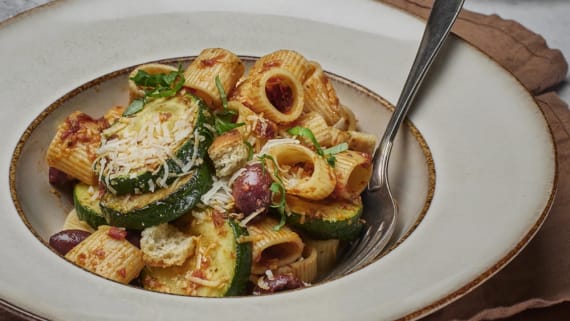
xmin=379 ymin=1 xmax=570 ymax=320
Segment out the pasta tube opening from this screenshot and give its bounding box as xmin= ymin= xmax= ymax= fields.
xmin=183 ymin=48 xmax=245 ymax=109
xmin=236 ymin=68 xmax=304 ymax=124
xmin=275 ymin=245 xmax=318 ymax=283
xmin=248 ymin=218 xmax=304 ymax=274
xmin=333 ymin=150 xmax=373 ymax=200
xmin=266 ymin=143 xmax=336 ymax=200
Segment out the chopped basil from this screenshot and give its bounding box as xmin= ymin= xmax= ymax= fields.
xmin=123 ymin=98 xmax=145 ymax=117
xmin=269 ymin=182 xmax=287 ymax=230
xmin=123 ymin=64 xmax=185 ymax=116
xmin=323 ymin=142 xmax=349 ymax=156
xmin=214 ymin=75 xmax=243 ymax=134
xmin=258 ymin=154 xmax=288 ymax=230
xmin=323 ymin=142 xmax=349 ymax=166
xmin=287 ymin=126 xmax=323 ymax=155
xmin=215 ymin=75 xmax=229 ymax=110
xmin=244 ymin=141 xmax=254 ymax=161
xmin=287 ymin=126 xmax=341 ymax=166
xmin=215 ymin=117 xmax=245 ymax=135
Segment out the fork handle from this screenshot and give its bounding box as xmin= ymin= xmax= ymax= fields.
xmin=369 ymin=0 xmax=465 ymax=190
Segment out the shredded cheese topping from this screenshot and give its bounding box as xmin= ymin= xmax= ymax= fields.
xmin=200 ymin=177 xmax=234 ymax=213
xmin=94 ymin=99 xmax=198 ymax=192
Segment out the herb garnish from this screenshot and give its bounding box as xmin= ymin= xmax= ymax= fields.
xmin=123 ymin=64 xmax=186 ymax=116
xmin=258 ymin=154 xmax=287 ymax=230
xmin=323 ymin=142 xmax=349 ymax=157
xmin=287 ymin=126 xmax=348 ymax=166
xmin=214 ymin=75 xmax=244 ymax=135
xmin=244 ymin=141 xmax=254 ymax=161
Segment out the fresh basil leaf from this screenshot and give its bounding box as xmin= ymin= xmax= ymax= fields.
xmin=272 ymin=204 xmax=287 ymax=231
xmin=269 ymin=182 xmax=287 ymax=231
xmin=130 ymin=70 xmax=152 ymax=86
xmin=214 ymin=118 xmax=244 ymax=135
xmin=271 ymin=183 xmax=286 ymax=207
xmin=127 ymin=64 xmax=185 ymax=114
xmin=287 ymin=126 xmax=324 ymax=157
xmin=323 ymin=142 xmax=349 ymax=155
xmin=257 ymin=154 xmax=288 ymax=230
xmin=244 ymin=141 xmax=254 ymax=161
xmin=326 ymin=155 xmax=336 ymax=167
xmin=257 ymin=154 xmax=279 ymax=178
xmin=123 ymin=99 xmax=145 ymax=116
xmin=215 ymin=75 xmax=229 ymax=110
xmin=162 ymin=70 xmax=178 ymax=85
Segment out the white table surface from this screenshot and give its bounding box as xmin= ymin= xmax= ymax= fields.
xmin=1 ymin=0 xmax=569 ymax=104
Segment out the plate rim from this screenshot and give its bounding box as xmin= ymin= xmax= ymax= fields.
xmin=376 ymin=3 xmax=559 ymax=319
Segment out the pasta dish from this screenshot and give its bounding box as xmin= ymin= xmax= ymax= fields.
xmin=45 ymin=48 xmax=376 ymax=296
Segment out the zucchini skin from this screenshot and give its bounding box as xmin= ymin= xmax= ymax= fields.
xmin=224 ymin=220 xmax=252 ymax=296
xmin=100 ymin=163 xmax=213 ymax=230
xmin=103 ymin=96 xmax=214 ymax=195
xmin=285 ymin=196 xmax=364 ymax=241
xmin=73 ymin=184 xmax=107 ymax=229
xmin=141 ymin=214 xmax=252 ymax=297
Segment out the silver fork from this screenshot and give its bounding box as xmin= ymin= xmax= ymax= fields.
xmin=324 ymin=0 xmax=465 ymax=280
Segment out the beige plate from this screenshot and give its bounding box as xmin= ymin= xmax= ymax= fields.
xmin=0 ymin=1 xmax=556 ymax=320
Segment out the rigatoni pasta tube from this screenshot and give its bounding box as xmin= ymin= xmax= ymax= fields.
xmin=46 ymin=111 xmax=106 ymax=186
xmin=233 ymin=68 xmax=304 ymax=124
xmin=228 ymin=101 xmax=255 ymax=139
xmin=333 ymin=150 xmax=373 ymax=200
xmin=325 ymin=128 xmax=378 ymax=155
xmin=303 ymin=62 xmax=342 ymax=125
xmin=305 ymin=238 xmax=339 ymax=276
xmin=265 ymin=143 xmax=336 ymax=200
xmin=184 ymin=48 xmax=244 ymax=108
xmin=334 ymin=104 xmax=358 ymax=131
xmin=295 ymin=112 xmax=332 ymax=147
xmin=275 ymin=246 xmax=318 ymax=283
xmin=65 ymin=225 xmax=144 ymax=284
xmin=346 ymin=131 xmax=377 ymax=155
xmin=228 ymin=101 xmax=277 ymax=145
xmin=247 ymin=217 xmax=304 ymax=274
xmin=248 ymin=50 xmax=312 ymax=83
xmin=103 ymin=105 xmax=125 ymax=125
xmin=128 ymin=63 xmax=178 ymax=101
xmin=62 ymin=209 xmax=95 ymax=233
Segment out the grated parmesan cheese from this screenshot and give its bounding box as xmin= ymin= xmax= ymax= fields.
xmin=94 ymin=98 xmax=198 ymax=192
xmin=200 ymin=177 xmax=234 ymax=213
xmin=239 ymin=207 xmax=266 ymax=227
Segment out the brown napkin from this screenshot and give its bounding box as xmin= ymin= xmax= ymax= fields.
xmin=379 ymin=0 xmax=570 ymax=320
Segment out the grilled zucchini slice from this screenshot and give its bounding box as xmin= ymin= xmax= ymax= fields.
xmin=73 ymin=183 xmax=107 ymax=229
xmin=95 ymin=95 xmax=213 ymax=195
xmin=285 ymin=195 xmax=363 ymax=240
xmin=100 ymin=164 xmax=213 ymax=230
xmin=141 ymin=208 xmax=251 ymax=297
